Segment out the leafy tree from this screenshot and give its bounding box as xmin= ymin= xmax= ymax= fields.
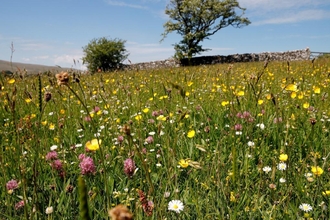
xmin=162 ymin=0 xmax=251 ymax=59
xmin=82 ymin=37 xmax=129 ymax=73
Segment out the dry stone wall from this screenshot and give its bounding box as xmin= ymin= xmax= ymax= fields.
xmin=127 ymin=48 xmax=311 ymax=70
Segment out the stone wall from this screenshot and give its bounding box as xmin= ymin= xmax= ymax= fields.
xmin=126 ymin=48 xmax=311 ymax=70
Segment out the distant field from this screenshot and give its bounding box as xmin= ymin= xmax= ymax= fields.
xmin=0 ymin=60 xmax=73 ymax=74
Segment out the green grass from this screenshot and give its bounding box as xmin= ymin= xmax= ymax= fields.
xmin=1 ymin=58 xmax=330 ymax=219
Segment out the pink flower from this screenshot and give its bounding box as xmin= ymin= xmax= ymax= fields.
xmin=124 ymin=158 xmax=136 ymax=178
xmin=51 ymin=159 xmax=63 ymax=171
xmin=15 ymin=200 xmax=25 ymax=210
xmin=6 ymin=179 xmax=18 ymax=191
xmin=234 ymin=124 xmax=243 ymax=131
xmin=117 ymin=135 xmax=124 ymax=143
xmin=79 ymin=156 xmax=96 ymax=175
xmin=46 ymin=151 xmax=58 ymax=161
xmin=93 ymin=106 xmax=101 ymax=113
xmin=145 ymin=136 xmax=154 ymax=144
xmin=78 ymin=153 xmax=86 ymax=161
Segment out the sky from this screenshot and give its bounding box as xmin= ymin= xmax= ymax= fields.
xmin=1 ymin=0 xmax=330 ymax=70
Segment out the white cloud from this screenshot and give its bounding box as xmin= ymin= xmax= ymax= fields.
xmin=238 ymin=0 xmax=330 ymax=24
xmin=253 ymin=9 xmax=330 ymax=25
xmin=239 ymin=0 xmax=329 ymax=11
xmin=104 ymin=0 xmax=148 ymax=9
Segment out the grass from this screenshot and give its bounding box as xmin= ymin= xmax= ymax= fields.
xmin=1 ymin=58 xmax=330 ymax=219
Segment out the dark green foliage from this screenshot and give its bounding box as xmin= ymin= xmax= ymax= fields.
xmin=162 ymin=0 xmax=251 ymax=59
xmin=82 ymin=37 xmax=129 ymax=73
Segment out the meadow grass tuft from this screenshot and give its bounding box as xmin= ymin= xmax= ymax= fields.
xmin=1 ymin=58 xmax=330 ymax=219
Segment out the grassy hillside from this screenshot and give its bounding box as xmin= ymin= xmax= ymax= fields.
xmin=0 ymin=60 xmax=73 ymax=74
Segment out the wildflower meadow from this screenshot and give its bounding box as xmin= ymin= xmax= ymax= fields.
xmin=1 ymin=58 xmax=330 ymax=219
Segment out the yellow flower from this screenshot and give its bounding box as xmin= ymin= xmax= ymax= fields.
xmin=279 ymin=154 xmax=288 ymax=162
xmin=135 ymin=115 xmax=142 ymax=121
xmin=291 ymin=92 xmax=297 ymax=99
xmin=60 ymin=109 xmax=65 ymax=114
xmin=41 ymin=121 xmax=47 ymax=126
xmin=187 ymin=81 xmax=193 ymax=86
xmin=185 ymin=91 xmax=190 ymax=97
xmin=322 ymin=191 xmax=330 ymax=196
xmin=49 ymin=123 xmax=55 ymax=130
xmin=178 ymin=159 xmax=190 ymax=168
xmin=286 ymin=84 xmax=298 ymax=92
xmin=311 ymin=166 xmax=323 ymax=176
xmin=157 ymin=115 xmax=166 ymax=121
xmin=187 ymin=130 xmax=195 ymax=138
xmin=313 ymin=86 xmax=321 ymax=94
xmin=236 ymin=91 xmax=245 ymax=96
xmin=25 ymin=98 xmax=32 ymax=103
xmin=142 ymin=108 xmax=149 ymax=113
xmin=8 ymin=79 xmax=15 ymax=84
xmin=85 ymin=139 xmax=101 ymax=151
xmin=230 ymin=192 xmax=236 ymax=202
xmin=258 ymin=100 xmax=264 ymax=105
xmin=303 ymin=102 xmax=310 ymax=109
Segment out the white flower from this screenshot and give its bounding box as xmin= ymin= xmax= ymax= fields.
xmin=277 ymin=162 xmax=287 ymax=171
xmin=304 ymin=173 xmax=313 ymax=177
xmin=148 ymin=131 xmax=156 ymax=136
xmin=45 ymin=206 xmax=53 ymax=214
xmin=164 ymin=192 xmax=170 ymax=198
xmin=257 ymin=123 xmax=265 ymax=130
xmin=299 ymin=203 xmax=312 ymax=212
xmin=247 ymin=141 xmax=255 ymax=147
xmin=263 ymin=166 xmax=272 ymax=173
xmin=168 ymin=200 xmax=184 ymax=213
xmin=50 ymin=145 xmax=58 ymax=151
xmin=279 ymin=178 xmax=286 ymax=183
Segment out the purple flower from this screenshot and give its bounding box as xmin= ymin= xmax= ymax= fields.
xmin=84 ymin=116 xmax=92 ymax=122
xmin=124 ymin=158 xmax=136 ymax=178
xmin=117 ymin=135 xmax=124 ymax=143
xmin=15 ymin=200 xmax=25 ymax=210
xmin=152 ymin=111 xmax=159 ymax=117
xmin=78 ymin=153 xmax=86 ymax=161
xmin=145 ymin=136 xmax=154 ymax=144
xmin=234 ymin=124 xmax=243 ymax=131
xmin=6 ymin=179 xmax=18 ymax=191
xmin=79 ymin=156 xmax=96 ymax=175
xmin=46 ymin=151 xmax=58 ymax=161
xmin=242 ymin=111 xmax=251 ymax=118
xmin=93 ymin=106 xmax=101 ymax=113
xmin=51 ymin=159 xmax=63 ymax=171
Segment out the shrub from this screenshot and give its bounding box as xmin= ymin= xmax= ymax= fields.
xmin=82 ymin=37 xmax=129 ymax=73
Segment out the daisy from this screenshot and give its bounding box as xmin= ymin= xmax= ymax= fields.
xmin=277 ymin=162 xmax=287 ymax=171
xmin=299 ymin=203 xmax=312 ymax=212
xmin=168 ymin=200 xmax=184 ymax=213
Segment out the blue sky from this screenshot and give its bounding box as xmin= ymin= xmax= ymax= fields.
xmin=1 ymin=0 xmax=330 ymax=69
